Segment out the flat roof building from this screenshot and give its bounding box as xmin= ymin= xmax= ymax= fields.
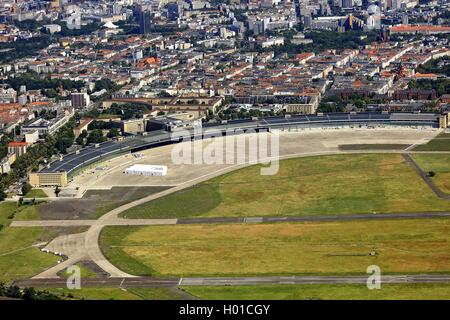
xmin=29 ymin=171 xmax=68 ymax=188
xmin=22 ymin=110 xmax=73 ymax=137
xmin=73 ymin=118 xmax=93 ymax=138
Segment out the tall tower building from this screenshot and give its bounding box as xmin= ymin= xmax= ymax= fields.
xmin=138 ymin=5 xmax=153 ymax=34
xmin=402 ymin=14 xmax=409 ymax=25
xmin=294 ymin=0 xmax=301 ymax=23
xmin=341 ymin=0 xmax=354 ymax=9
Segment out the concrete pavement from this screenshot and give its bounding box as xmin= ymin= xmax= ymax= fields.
xmin=15 ymin=274 xmax=450 ymax=289
xmin=403 ymin=153 xmax=450 ymax=200
xmin=11 ymin=212 xmax=450 ymax=228
xmin=11 ymin=220 xmax=97 ymax=227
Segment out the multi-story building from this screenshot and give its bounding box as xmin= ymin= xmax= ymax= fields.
xmin=71 ymin=92 xmax=90 ymax=109
xmin=8 ymin=141 xmax=27 ymax=158
xmin=29 ymin=171 xmax=68 ymax=188
xmin=0 ymin=153 xmax=16 ymax=174
xmin=21 ymin=110 xmax=74 ymax=136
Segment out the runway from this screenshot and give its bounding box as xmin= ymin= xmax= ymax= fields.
xmin=15 ymin=274 xmax=450 ymax=289
xmin=11 ymin=211 xmax=450 ymax=228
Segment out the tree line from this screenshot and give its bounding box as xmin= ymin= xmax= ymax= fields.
xmin=0 ymin=115 xmax=78 ymax=194
xmin=0 ymin=283 xmax=60 ymax=300
xmin=7 ymin=72 xmax=85 ymax=92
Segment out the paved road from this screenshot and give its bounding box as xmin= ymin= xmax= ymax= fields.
xmin=12 ymin=220 xmax=97 ymax=227
xmin=15 ymin=274 xmax=450 ymax=288
xmin=403 ymin=154 xmax=450 ymax=200
xmin=178 ymin=211 xmax=450 ymax=224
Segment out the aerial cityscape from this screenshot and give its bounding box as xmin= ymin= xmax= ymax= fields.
xmin=0 ymin=0 xmax=449 ymax=305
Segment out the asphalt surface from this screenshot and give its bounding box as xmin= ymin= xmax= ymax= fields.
xmin=15 ymin=274 xmax=450 ymax=289
xmin=403 ymin=153 xmax=450 ymax=200
xmin=178 ymin=211 xmax=450 ymax=224
xmin=11 ymin=212 xmax=450 ymax=228
xmin=43 ymin=112 xmax=440 ymax=174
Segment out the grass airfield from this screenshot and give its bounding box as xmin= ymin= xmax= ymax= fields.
xmin=121 ymin=154 xmax=450 ymax=219
xmin=101 ymin=218 xmax=450 ymax=277
xmin=3 ymin=128 xmax=450 ymax=300
xmin=183 ymin=283 xmax=450 ymax=300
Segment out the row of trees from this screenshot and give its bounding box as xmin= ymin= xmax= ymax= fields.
xmin=84 ymin=104 xmax=149 ymax=121
xmin=7 ymin=74 xmax=121 ymax=103
xmin=76 ymin=128 xmax=120 ymax=147
xmin=409 ymin=79 xmax=450 ymax=97
xmin=7 ymin=72 xmax=85 ymax=92
xmin=0 ymin=283 xmax=60 ymax=300
xmin=0 ymin=19 xmax=102 ymax=64
xmin=217 ymin=108 xmax=277 ymax=121
xmin=0 ymin=116 xmax=78 ymax=193
xmin=14 ymin=18 xmax=101 ymax=38
xmin=254 ymin=30 xmax=379 ymax=55
xmin=91 ymin=79 xmax=122 ymax=101
xmin=317 ymin=94 xmax=388 ymax=113
xmin=0 ymin=132 xmax=13 ymax=160
xmin=416 ymin=57 xmax=450 ymax=77
xmin=0 ymin=36 xmax=53 ymax=64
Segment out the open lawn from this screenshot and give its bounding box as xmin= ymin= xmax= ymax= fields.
xmin=413 ymin=133 xmax=450 ymax=151
xmin=58 ymin=262 xmax=98 ymax=279
xmin=338 ymin=144 xmax=410 ymax=150
xmin=0 ymin=202 xmax=17 ymax=228
xmin=0 ymin=202 xmax=81 ymax=282
xmin=41 ymin=287 xmax=186 ymax=300
xmin=100 ymin=219 xmax=450 ymax=277
xmin=0 ymin=202 xmax=41 ymax=224
xmin=121 ymin=154 xmax=450 ymax=219
xmin=412 ymin=154 xmax=450 ymax=194
xmin=25 ymin=189 xmax=48 ymax=198
xmin=184 ymin=284 xmax=450 ymax=300
xmin=0 ymin=226 xmax=59 ymax=282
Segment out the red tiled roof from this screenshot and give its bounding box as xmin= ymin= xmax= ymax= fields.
xmin=8 ymin=141 xmax=27 ymax=147
xmin=390 ymin=25 xmax=450 ymax=32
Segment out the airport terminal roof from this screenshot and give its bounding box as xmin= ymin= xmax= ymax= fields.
xmin=41 ymin=112 xmax=441 ymax=175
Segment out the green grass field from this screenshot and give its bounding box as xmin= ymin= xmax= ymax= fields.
xmin=0 ymin=202 xmax=17 ymax=228
xmin=121 ymin=154 xmax=450 ymax=219
xmin=25 ymin=189 xmax=48 ymax=198
xmin=0 ymin=202 xmax=42 ymax=224
xmin=412 ymin=153 xmax=450 ymax=194
xmin=0 ymin=203 xmax=64 ymax=282
xmin=338 ymin=144 xmax=410 ymax=150
xmin=183 ymin=284 xmax=450 ymax=300
xmin=413 ymin=133 xmax=450 ymax=151
xmin=58 ymin=262 xmax=98 ymax=279
xmin=39 ymin=287 xmax=186 ymax=300
xmin=100 ymin=219 xmax=450 ymax=277
xmin=0 ymin=226 xmax=59 ymax=282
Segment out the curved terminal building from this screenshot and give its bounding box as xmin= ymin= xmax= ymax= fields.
xmin=29 ymin=111 xmax=448 ymax=187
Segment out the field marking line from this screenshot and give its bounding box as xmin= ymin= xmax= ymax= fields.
xmin=0 ymin=245 xmax=35 ymax=257
xmin=404 ymin=138 xmax=428 ymax=151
